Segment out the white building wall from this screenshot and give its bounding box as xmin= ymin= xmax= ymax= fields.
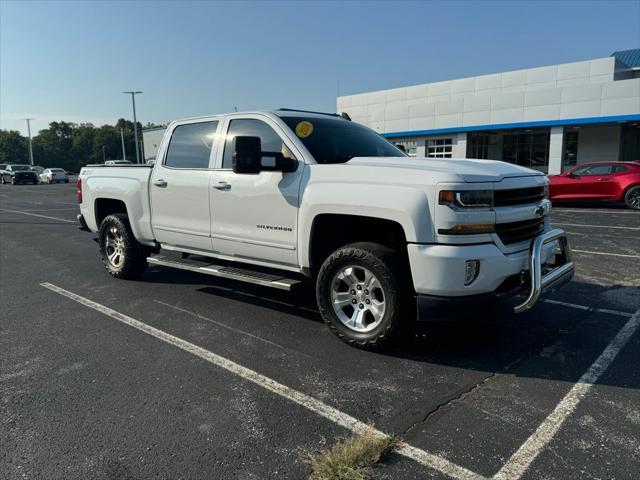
xmin=548 ymin=127 xmax=564 ymax=175
xmin=576 ymin=125 xmax=621 ymax=164
xmin=142 ymin=128 xmax=167 ymax=161
xmin=337 ymin=57 xmax=640 ymax=136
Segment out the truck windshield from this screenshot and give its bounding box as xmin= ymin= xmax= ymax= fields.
xmin=280 ymin=116 xmax=405 ymax=164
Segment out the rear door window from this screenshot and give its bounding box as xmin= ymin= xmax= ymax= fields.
xmin=164 ymin=121 xmax=219 ymax=169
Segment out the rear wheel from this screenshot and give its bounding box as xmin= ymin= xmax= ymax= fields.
xmin=624 ymin=185 xmax=640 ymax=210
xmin=316 ymin=242 xmax=407 ymax=348
xmin=99 ymin=214 xmax=148 ymax=279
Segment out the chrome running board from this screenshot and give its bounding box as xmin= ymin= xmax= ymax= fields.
xmin=147 ymin=254 xmax=302 ymax=291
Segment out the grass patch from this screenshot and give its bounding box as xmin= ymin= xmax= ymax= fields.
xmin=308 ymin=428 xmax=400 ymax=480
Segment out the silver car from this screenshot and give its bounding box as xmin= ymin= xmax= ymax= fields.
xmin=40 ymin=168 xmax=69 ymax=184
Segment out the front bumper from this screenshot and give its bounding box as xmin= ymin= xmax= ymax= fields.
xmin=13 ymin=174 xmax=37 ymax=183
xmin=412 ymin=228 xmax=574 ymax=321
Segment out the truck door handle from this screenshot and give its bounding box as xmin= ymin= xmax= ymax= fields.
xmin=153 ymin=179 xmax=168 ymax=187
xmin=596 ymin=178 xmax=607 ymax=181
xmin=213 ymin=181 xmax=231 ymax=191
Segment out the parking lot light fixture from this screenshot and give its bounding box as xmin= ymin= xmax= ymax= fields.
xmin=24 ymin=118 xmax=35 ymax=166
xmin=123 ymin=91 xmax=143 ymax=164
xmin=120 ymin=128 xmax=126 ymax=160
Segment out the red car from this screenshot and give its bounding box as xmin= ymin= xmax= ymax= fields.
xmin=549 ymin=161 xmax=640 ymax=210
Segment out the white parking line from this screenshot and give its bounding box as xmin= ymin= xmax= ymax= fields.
xmin=41 ymin=282 xmax=487 ymax=480
xmin=494 ymin=307 xmax=640 ymax=480
xmin=543 ymin=299 xmax=634 ymax=318
xmin=0 ymin=208 xmax=75 ymax=223
xmin=553 ymin=208 xmax=638 ymax=215
xmin=571 ymin=249 xmax=640 ymax=259
xmin=553 ymin=222 xmax=640 ymax=231
xmin=21 ymin=207 xmax=80 ymax=212
xmin=153 ymin=299 xmax=319 ymax=359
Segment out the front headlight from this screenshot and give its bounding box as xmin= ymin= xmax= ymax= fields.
xmin=439 ymin=190 xmax=494 ymax=210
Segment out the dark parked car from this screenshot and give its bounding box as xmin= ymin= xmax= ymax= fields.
xmin=549 ymin=161 xmax=640 ymax=210
xmin=0 ymin=164 xmax=39 ymax=185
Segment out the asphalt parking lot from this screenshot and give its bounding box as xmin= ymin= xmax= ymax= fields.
xmin=1 ymin=182 xmax=639 ymax=480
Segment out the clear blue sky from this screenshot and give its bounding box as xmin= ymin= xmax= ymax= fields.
xmin=1 ymin=0 xmax=639 ymax=135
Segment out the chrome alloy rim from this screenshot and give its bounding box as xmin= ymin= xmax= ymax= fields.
xmin=105 ymin=226 xmax=125 ymax=268
xmin=330 ymin=266 xmax=386 ymax=332
xmin=628 ymin=187 xmax=640 ymax=209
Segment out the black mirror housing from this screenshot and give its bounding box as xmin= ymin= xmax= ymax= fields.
xmin=277 ymin=156 xmax=298 ymax=173
xmin=233 ymin=136 xmax=298 ymax=174
xmin=233 ymin=136 xmax=262 ymax=174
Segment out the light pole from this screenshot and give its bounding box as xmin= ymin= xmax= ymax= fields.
xmin=102 ymin=145 xmax=107 ymax=163
xmin=120 ymin=128 xmax=127 ymax=160
xmin=123 ymin=91 xmax=142 ymax=163
xmin=24 ymin=118 xmax=35 ymax=166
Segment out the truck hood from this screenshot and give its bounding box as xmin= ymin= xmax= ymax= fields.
xmin=347 ymin=157 xmax=543 ymax=183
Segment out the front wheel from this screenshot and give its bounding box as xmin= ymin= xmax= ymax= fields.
xmin=99 ymin=214 xmax=148 ymax=279
xmin=316 ymin=242 xmax=407 ymax=348
xmin=624 ymin=185 xmax=640 ymax=210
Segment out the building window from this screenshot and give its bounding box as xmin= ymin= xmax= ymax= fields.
xmin=427 ymin=138 xmax=453 ymax=158
xmin=391 ymin=139 xmax=417 ymax=157
xmin=467 ymin=133 xmax=490 ymax=159
xmin=563 ymin=130 xmax=579 ymax=168
xmin=503 ymin=131 xmax=550 ymax=170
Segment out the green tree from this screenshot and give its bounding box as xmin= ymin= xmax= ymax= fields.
xmin=32 ymin=121 xmax=76 ymax=170
xmin=0 ymin=130 xmax=28 ymax=164
xmin=0 ymin=118 xmax=159 ymax=171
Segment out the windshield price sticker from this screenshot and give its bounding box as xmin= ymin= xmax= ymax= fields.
xmin=295 ymin=121 xmax=314 ymax=138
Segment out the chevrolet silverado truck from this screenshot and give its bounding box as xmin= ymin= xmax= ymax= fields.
xmin=77 ymin=109 xmax=574 ymax=347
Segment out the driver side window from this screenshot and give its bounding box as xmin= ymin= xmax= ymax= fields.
xmin=573 ymin=165 xmax=612 ymax=175
xmin=222 ymin=119 xmax=296 ymax=169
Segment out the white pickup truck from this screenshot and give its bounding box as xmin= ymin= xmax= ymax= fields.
xmin=77 ymin=109 xmax=574 ymax=347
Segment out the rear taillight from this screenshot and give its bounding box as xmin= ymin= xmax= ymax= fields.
xmin=76 ymin=177 xmax=82 ymax=203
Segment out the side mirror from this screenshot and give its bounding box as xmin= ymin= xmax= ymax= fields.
xmin=277 ymin=156 xmax=298 ymax=173
xmin=233 ymin=136 xmax=298 ymax=174
xmin=233 ymin=136 xmax=262 ymax=174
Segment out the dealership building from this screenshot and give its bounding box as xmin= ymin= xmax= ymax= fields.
xmin=337 ymin=49 xmax=640 ymax=174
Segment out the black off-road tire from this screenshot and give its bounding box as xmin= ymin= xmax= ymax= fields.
xmin=99 ymin=214 xmax=148 ymax=279
xmin=624 ymin=185 xmax=640 ymax=210
xmin=316 ymin=242 xmax=408 ymax=348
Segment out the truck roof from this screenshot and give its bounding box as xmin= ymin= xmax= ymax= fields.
xmin=171 ymin=109 xmax=349 ymax=124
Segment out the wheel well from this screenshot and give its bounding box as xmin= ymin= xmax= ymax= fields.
xmin=309 ymin=214 xmax=408 ymax=272
xmin=94 ymin=198 xmax=128 ymax=227
xmin=623 ymin=183 xmax=640 ymax=196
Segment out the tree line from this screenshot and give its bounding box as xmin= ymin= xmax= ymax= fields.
xmin=0 ymin=119 xmax=165 ymax=173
